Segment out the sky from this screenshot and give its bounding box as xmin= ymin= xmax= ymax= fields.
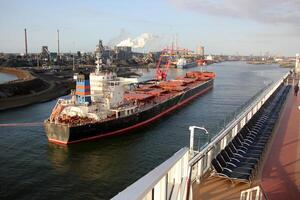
xmin=0 ymin=0 xmax=299 ymax=56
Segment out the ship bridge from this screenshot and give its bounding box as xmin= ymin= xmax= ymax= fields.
xmin=112 ymin=72 xmax=300 ymax=200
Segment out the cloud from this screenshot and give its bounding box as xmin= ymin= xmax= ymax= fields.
xmin=168 ymin=0 xmax=300 ymax=26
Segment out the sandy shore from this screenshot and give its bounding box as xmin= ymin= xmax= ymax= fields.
xmin=0 ymin=67 xmax=34 ymax=80
xmin=0 ymin=67 xmax=74 ymax=110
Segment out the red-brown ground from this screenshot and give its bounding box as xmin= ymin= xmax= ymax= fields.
xmin=261 ymin=89 xmax=300 ymax=199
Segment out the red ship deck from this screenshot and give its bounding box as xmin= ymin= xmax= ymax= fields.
xmin=193 ymin=85 xmax=300 ymax=200
xmin=261 ymin=87 xmax=300 ymax=199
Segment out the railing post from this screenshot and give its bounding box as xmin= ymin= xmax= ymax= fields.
xmin=189 ymin=127 xmax=195 ymax=154
xmin=207 ymin=147 xmax=213 ymax=171
xmin=196 ymin=158 xmax=203 ymax=183
xmin=189 ymin=126 xmax=209 ymax=156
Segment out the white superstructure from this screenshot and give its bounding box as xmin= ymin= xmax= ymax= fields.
xmin=89 ymin=71 xmax=137 ymax=119
xmin=49 ymin=41 xmax=138 ymax=123
xmin=53 ymin=71 xmax=138 ymax=122
xmin=177 ymin=58 xmax=187 ymax=67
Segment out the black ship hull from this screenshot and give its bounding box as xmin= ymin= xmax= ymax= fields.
xmin=44 ymin=79 xmax=214 ymax=145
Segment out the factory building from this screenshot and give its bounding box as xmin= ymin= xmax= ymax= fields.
xmin=115 ymin=46 xmax=132 ymax=60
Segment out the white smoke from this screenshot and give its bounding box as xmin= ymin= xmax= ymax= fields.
xmin=117 ymin=33 xmax=155 ymax=48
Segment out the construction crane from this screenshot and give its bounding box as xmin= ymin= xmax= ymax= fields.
xmin=155 ymin=44 xmax=194 ymax=81
xmin=156 ymin=49 xmax=171 ymax=81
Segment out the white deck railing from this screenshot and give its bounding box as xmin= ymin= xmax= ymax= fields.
xmin=112 ymin=147 xmax=190 ymax=200
xmin=188 ymin=72 xmax=289 ymax=185
xmin=240 ymin=185 xmax=267 ymax=200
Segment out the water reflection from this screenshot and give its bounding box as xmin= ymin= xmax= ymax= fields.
xmin=0 ymin=72 xmax=17 ymax=83
xmin=47 ymin=127 xmax=152 ymax=182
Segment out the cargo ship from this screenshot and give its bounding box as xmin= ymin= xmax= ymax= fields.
xmin=44 ymin=45 xmax=215 ymax=145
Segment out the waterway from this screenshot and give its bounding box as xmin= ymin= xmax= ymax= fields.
xmin=0 ymin=62 xmax=288 ymax=200
xmin=0 ymin=72 xmax=17 ymax=84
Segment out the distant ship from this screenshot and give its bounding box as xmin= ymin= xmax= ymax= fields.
xmin=44 ymin=43 xmax=215 ymax=145
xmin=176 ymin=58 xmax=198 ymax=69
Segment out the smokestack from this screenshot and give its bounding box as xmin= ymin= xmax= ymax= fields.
xmin=24 ymin=28 xmax=28 ymax=55
xmin=57 ymin=29 xmax=60 ymax=56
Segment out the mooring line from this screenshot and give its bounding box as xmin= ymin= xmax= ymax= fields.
xmin=0 ymin=122 xmax=43 ymax=127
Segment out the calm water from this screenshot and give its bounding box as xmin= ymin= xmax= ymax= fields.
xmin=0 ymin=62 xmax=288 ymax=200
xmin=0 ymin=72 xmax=17 ymax=83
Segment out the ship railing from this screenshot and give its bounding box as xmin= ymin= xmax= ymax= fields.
xmin=52 ymin=98 xmax=64 ymax=110
xmin=240 ymin=185 xmax=268 ymax=200
xmin=188 ymin=72 xmax=289 ymax=185
xmin=49 ymin=98 xmax=65 ymax=122
xmin=112 ymin=147 xmax=190 ymax=200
